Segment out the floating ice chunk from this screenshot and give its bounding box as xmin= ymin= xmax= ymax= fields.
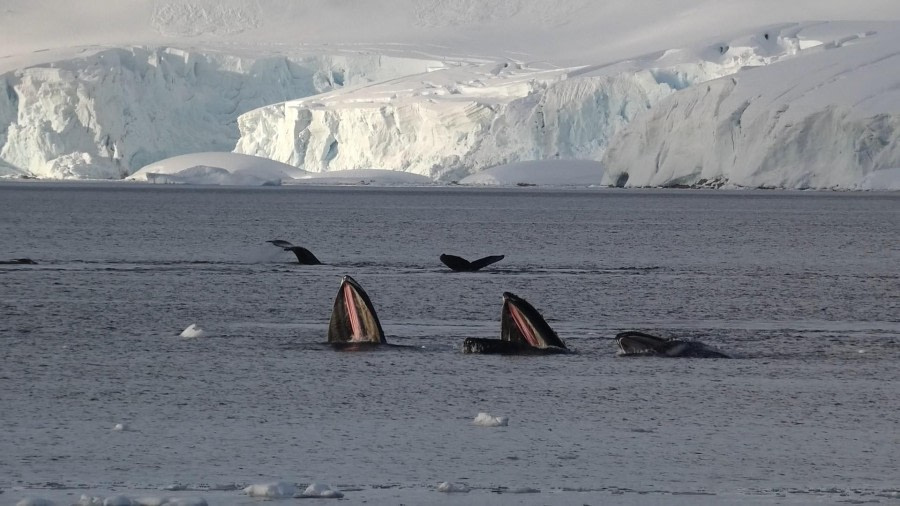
xmin=132 ymin=498 xmax=168 ymax=506
xmin=179 ymin=324 xmax=207 ymax=338
xmin=112 ymin=423 xmax=130 ymax=431
xmin=16 ymin=499 xmax=56 ymax=506
xmin=103 ymin=496 xmax=134 ymax=506
xmin=299 ymin=483 xmax=344 ymax=498
xmin=243 ymin=481 xmax=297 ymax=498
xmin=163 ymin=499 xmax=207 ymax=506
xmin=473 ymin=412 xmax=508 ymax=427
xmin=508 ymin=487 xmax=541 ymax=494
xmin=76 ymin=496 xmax=103 ymax=506
xmin=437 ymin=482 xmax=469 ymax=493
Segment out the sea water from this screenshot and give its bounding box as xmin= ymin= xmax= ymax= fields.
xmin=1 ymin=183 xmax=898 ymax=505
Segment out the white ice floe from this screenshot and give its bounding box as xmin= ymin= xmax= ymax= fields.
xmin=436 ymin=482 xmax=469 ymax=493
xmin=458 ymin=160 xmax=605 ymax=186
xmin=112 ymin=423 xmax=130 ymax=432
xmin=473 ymin=412 xmax=509 ymax=427
xmin=242 ymin=481 xmax=296 ymax=498
xmin=179 ymin=324 xmax=207 ymax=339
xmin=16 ymin=499 xmax=56 ymax=506
xmin=162 ymin=498 xmax=207 ymax=506
xmin=102 ymin=496 xmax=134 ymax=506
xmin=299 ymin=483 xmax=344 ymax=498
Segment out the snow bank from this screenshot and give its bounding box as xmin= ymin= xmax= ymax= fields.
xmin=601 ymin=25 xmax=900 ymax=190
xmin=473 ymin=412 xmax=508 ymax=427
xmin=129 ymin=152 xmax=306 ymax=186
xmin=242 ymin=481 xmax=296 ymax=498
xmin=458 ymin=160 xmax=604 ymax=186
xmin=179 ymin=324 xmax=207 ymax=338
xmin=289 ymin=168 xmax=433 ymax=186
xmin=853 ymin=168 xmax=900 ymax=191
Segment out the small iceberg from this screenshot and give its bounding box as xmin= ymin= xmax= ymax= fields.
xmin=298 ymin=483 xmax=343 ymax=498
xmin=179 ymin=324 xmax=206 ymax=338
xmin=437 ymin=482 xmax=469 ymax=493
xmin=243 ymin=481 xmax=297 ymax=498
xmin=473 ymin=412 xmax=509 ymax=427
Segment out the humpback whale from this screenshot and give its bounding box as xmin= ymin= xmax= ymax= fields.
xmin=328 ymin=275 xmax=387 ymax=347
xmin=0 ymin=258 xmax=37 ymax=265
xmin=440 ymin=254 xmax=504 ymax=272
xmin=267 ymin=239 xmax=322 ymax=265
xmin=463 ymin=292 xmax=569 ymax=354
xmin=615 ymin=331 xmax=730 ymax=358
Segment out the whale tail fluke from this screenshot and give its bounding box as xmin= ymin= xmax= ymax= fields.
xmin=266 ymin=239 xmax=322 ymax=265
xmin=440 ymin=253 xmax=504 ymax=272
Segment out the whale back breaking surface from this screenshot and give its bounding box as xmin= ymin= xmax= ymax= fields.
xmin=500 ymin=292 xmax=566 ymax=350
xmin=328 ymin=275 xmax=386 ymax=344
xmin=615 ymin=331 xmax=730 ymax=358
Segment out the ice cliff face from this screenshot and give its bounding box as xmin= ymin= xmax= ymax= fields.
xmin=601 ymin=28 xmax=900 ymax=189
xmin=233 ymin=24 xmax=824 ymax=181
xmin=235 ymin=64 xmax=678 ymax=181
xmin=0 ymin=48 xmax=438 ymax=178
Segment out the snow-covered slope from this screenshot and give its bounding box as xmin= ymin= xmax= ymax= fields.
xmin=2 ymin=1 xmax=900 ymax=188
xmin=601 ymin=25 xmax=900 ymax=189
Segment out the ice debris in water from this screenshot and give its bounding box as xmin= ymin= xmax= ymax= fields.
xmin=437 ymin=482 xmax=470 ymax=493
xmin=179 ymin=324 xmax=207 ymax=338
xmin=101 ymin=496 xmax=133 ymax=506
xmin=112 ymin=422 xmax=130 ymax=431
xmin=473 ymin=412 xmax=508 ymax=427
xmin=243 ymin=481 xmax=296 ymax=498
xmin=299 ymin=483 xmax=343 ymax=498
xmin=16 ymin=499 xmax=56 ymax=506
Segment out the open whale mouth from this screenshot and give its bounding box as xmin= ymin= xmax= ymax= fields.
xmin=506 ymin=301 xmax=542 ymax=347
xmin=328 ymin=275 xmax=386 ymax=344
xmin=501 ymin=292 xmax=565 ymax=350
xmin=615 ymin=331 xmax=665 ymax=355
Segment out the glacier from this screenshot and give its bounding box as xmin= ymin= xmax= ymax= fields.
xmin=0 ymin=47 xmax=439 ymax=179
xmin=1 ymin=1 xmax=900 ymax=189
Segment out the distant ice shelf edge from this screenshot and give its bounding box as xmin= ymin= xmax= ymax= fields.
xmin=1 ymin=22 xmax=899 ymax=190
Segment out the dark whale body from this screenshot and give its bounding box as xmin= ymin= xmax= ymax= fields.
xmin=463 ymin=292 xmax=569 ymax=355
xmin=440 ymin=254 xmax=504 ymax=272
xmin=615 ymin=331 xmax=730 ymax=358
xmin=267 ymin=239 xmax=322 ymax=265
xmin=0 ymin=258 xmax=37 ymax=265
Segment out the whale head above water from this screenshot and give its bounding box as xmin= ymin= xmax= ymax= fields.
xmin=615 ymin=331 xmax=730 ymax=358
xmin=327 ymin=275 xmax=386 ymax=345
xmin=462 ymin=292 xmax=568 ymax=354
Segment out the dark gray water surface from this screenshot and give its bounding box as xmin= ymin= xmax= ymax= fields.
xmin=1 ymin=183 xmax=898 ymax=500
